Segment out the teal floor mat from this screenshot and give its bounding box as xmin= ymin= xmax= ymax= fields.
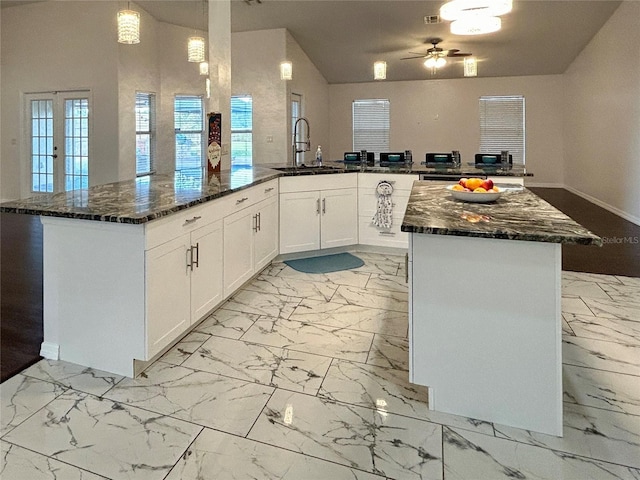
xmin=284 ymin=252 xmax=364 ymax=274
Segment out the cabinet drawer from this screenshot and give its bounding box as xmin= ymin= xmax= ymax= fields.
xmin=217 ymin=179 xmax=279 ymax=217
xmin=358 ymin=173 xmax=418 ymax=193
xmin=358 ymin=216 xmax=410 ymax=249
xmin=145 ymin=202 xmax=223 ymax=250
xmin=279 ymin=173 xmax=357 ymax=193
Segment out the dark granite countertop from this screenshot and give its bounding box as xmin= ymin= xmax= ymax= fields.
xmin=401 ymin=181 xmax=602 ymax=245
xmin=0 ymin=167 xmax=281 ymax=224
xmin=266 ymin=161 xmax=533 ymax=177
xmin=0 ymin=162 xmax=533 ymax=225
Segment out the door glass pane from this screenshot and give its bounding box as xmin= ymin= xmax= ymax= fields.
xmin=30 ymin=99 xmax=54 ymax=192
xmin=64 ymin=98 xmax=89 ymax=191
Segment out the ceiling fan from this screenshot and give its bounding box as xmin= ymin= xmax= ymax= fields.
xmin=401 ymin=38 xmax=471 ymax=70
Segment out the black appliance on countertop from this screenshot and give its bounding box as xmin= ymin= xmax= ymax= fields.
xmin=344 ymin=151 xmax=374 ymax=165
xmin=423 ymin=152 xmax=454 ymax=166
xmin=474 ymin=153 xmax=513 ymax=166
xmin=379 ymin=152 xmax=406 ymax=166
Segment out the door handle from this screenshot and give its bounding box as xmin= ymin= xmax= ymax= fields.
xmin=322 ymin=198 xmax=326 ymax=214
xmin=193 ymin=242 xmax=199 ymax=269
xmin=183 ymin=215 xmax=202 ymax=226
xmin=252 ymin=214 xmax=258 ymax=232
xmin=257 ymin=212 xmax=261 ymax=232
xmin=186 ymin=247 xmax=193 ymax=271
xmin=265 ymin=187 xmax=274 ymax=193
xmin=316 ymin=198 xmax=320 ymax=215
xmin=236 ymin=197 xmax=249 ymax=205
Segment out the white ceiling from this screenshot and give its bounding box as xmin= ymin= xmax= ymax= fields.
xmin=2 ymin=0 xmax=622 ymax=84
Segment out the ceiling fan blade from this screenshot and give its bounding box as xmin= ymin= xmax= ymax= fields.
xmin=447 ymin=51 xmax=472 ymax=57
xmin=401 ymin=55 xmax=427 ymax=60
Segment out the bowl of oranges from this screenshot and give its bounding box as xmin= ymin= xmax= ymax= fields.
xmin=447 ymin=178 xmax=502 ymax=203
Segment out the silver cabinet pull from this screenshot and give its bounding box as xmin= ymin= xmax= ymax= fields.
xmin=316 ymin=198 xmax=320 ymax=215
xmin=405 ymin=253 xmax=409 ymax=284
xmin=265 ymin=187 xmax=274 ymax=193
xmin=257 ymin=212 xmax=261 ymax=232
xmin=183 ymin=215 xmax=202 ymax=226
xmin=236 ymin=197 xmax=249 ymax=205
xmin=379 ymin=231 xmax=396 ymax=236
xmin=186 ymin=243 xmax=200 ymax=271
xmin=322 ymin=198 xmax=326 ymax=214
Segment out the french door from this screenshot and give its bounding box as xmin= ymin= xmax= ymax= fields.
xmin=26 ymin=91 xmax=90 ymax=193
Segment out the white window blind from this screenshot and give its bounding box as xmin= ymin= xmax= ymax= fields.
xmin=175 ymin=95 xmax=204 ymax=171
xmin=479 ymin=95 xmax=525 ymax=164
xmin=353 ymin=99 xmax=389 ymax=157
xmin=231 ymin=95 xmax=253 ymax=167
xmin=135 ymin=92 xmax=155 ymax=176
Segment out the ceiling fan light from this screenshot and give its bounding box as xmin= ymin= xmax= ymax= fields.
xmin=435 ymin=57 xmax=447 ymax=68
xmin=188 ymin=36 xmax=206 ymax=62
xmin=440 ymin=0 xmax=511 ymax=21
xmin=424 ymin=57 xmax=437 ymax=69
xmin=117 ymin=9 xmax=140 ymax=44
xmin=451 ymin=15 xmax=501 ymax=35
xmin=464 ymin=57 xmax=477 ymax=76
xmin=374 ymin=61 xmax=387 ymax=80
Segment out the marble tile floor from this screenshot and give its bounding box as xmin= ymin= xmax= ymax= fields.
xmin=2 ymin=252 xmax=640 ymax=480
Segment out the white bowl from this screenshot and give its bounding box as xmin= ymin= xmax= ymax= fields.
xmin=446 ymin=185 xmax=501 ymax=203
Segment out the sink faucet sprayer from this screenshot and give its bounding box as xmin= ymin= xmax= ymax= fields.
xmin=292 ymin=117 xmax=310 ymax=167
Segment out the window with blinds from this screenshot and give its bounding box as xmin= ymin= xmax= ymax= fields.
xmin=479 ymin=95 xmax=525 ymax=164
xmin=353 ymin=99 xmax=390 ymax=158
xmin=231 ymin=95 xmax=253 ymax=167
xmin=175 ymin=95 xmax=204 ymax=171
xmin=135 ymin=93 xmax=155 ymax=176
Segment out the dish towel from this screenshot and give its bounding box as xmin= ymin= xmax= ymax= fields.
xmin=372 ymin=180 xmax=394 ymax=229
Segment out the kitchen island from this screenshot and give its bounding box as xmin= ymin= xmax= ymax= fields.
xmin=401 ymin=181 xmax=601 ymax=436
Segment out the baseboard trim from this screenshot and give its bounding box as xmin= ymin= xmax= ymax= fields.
xmin=564 ymin=185 xmax=640 ymax=227
xmin=40 ymin=342 xmax=59 ymax=360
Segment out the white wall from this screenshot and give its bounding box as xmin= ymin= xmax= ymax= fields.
xmin=563 ymin=1 xmax=640 ymax=224
xmin=230 ymin=28 xmax=330 ymax=166
xmin=329 ymin=75 xmax=565 ymax=186
xmin=285 ymin=30 xmax=330 ymax=166
xmin=231 ymin=29 xmax=288 ymax=165
xmin=0 ymin=1 xmax=209 ymax=201
xmin=1 ymin=1 xmax=120 ymax=200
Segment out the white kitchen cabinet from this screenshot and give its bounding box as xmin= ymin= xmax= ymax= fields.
xmin=279 ymin=174 xmax=358 ymax=254
xmin=146 ymin=218 xmax=224 ymax=359
xmin=223 ymin=187 xmax=279 ymax=297
xmin=145 ymin=235 xmax=191 ymax=359
xmin=190 ymin=220 xmax=224 ymax=322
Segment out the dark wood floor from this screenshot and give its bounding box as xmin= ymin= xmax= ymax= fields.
xmin=530 ymin=188 xmax=640 ymax=277
xmin=1 ymin=188 xmax=639 ymax=382
xmin=1 ymin=213 xmax=43 ymax=383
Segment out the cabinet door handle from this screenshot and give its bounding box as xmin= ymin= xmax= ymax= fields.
xmin=186 ymin=247 xmax=194 ymax=271
xmin=379 ymin=231 xmax=396 ymax=236
xmin=193 ymin=242 xmax=199 ymax=269
xmin=322 ymin=198 xmax=326 ymax=214
xmin=316 ymin=199 xmax=320 ymax=215
xmin=252 ymin=214 xmax=258 ymax=232
xmin=183 ymin=215 xmax=202 ymax=226
xmin=405 ymin=253 xmax=409 ymax=284
xmin=236 ymin=197 xmax=249 ymax=205
xmin=265 ymin=187 xmax=274 ymax=193
xmin=257 ymin=212 xmax=261 ymax=232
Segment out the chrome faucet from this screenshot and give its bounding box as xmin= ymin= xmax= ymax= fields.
xmin=292 ymin=117 xmax=310 ymax=166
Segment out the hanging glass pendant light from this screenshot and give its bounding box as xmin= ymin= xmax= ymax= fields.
xmin=188 ymin=36 xmax=206 ymax=63
xmin=199 ymin=61 xmax=209 ymax=76
xmin=117 ymin=9 xmax=140 ymax=44
xmin=464 ymin=57 xmax=478 ymax=76
xmin=373 ymin=61 xmax=387 ymax=80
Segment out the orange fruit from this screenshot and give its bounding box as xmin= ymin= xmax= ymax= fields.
xmin=473 ymin=187 xmax=487 ymax=193
xmin=452 ymin=184 xmax=465 ymax=191
xmin=465 ymin=178 xmax=484 ymax=191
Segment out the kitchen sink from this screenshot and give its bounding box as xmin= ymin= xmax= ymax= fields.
xmin=272 ymin=165 xmax=342 ymax=173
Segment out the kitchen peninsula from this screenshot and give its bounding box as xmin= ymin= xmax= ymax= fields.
xmin=0 ymin=164 xmax=532 ymax=379
xmin=401 ymin=181 xmax=601 ymax=436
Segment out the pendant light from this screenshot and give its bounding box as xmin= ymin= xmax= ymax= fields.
xmin=280 ymin=61 xmax=293 ymax=80
xmin=199 ymin=61 xmax=209 ymax=76
xmin=188 ymin=0 xmax=206 ymax=63
xmin=117 ymin=6 xmax=140 ymax=44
